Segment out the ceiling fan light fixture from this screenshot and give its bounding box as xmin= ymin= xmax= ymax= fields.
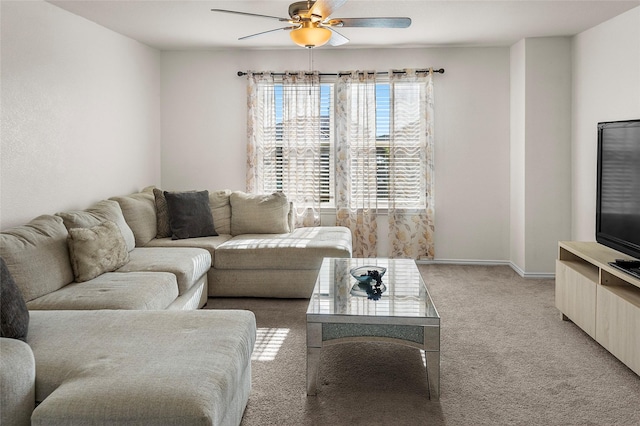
xmin=289 ymin=23 xmax=331 ymax=47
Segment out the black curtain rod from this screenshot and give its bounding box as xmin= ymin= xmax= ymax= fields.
xmin=237 ymin=68 xmax=445 ymax=77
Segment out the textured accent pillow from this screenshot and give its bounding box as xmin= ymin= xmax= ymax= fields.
xmin=57 ymin=200 xmax=136 ymax=252
xmin=230 ymin=191 xmax=291 ymax=235
xmin=153 ymin=188 xmax=172 ymax=239
xmin=0 ymin=257 xmax=29 ymax=341
xmin=67 ymin=221 xmax=130 ymax=282
xmin=164 ymin=190 xmax=218 ymax=240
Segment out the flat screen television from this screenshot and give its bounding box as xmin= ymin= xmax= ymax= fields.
xmin=596 ymin=119 xmax=640 ymax=261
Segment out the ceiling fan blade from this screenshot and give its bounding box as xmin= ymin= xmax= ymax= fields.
xmin=309 ymin=0 xmax=348 ymax=19
xmin=332 ymin=17 xmax=411 ymax=28
xmin=211 ymin=9 xmax=289 ymax=22
xmin=327 ymin=27 xmax=349 ymax=46
xmin=239 ymin=26 xmax=297 ymax=41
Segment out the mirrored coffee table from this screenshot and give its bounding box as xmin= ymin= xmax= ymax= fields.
xmin=306 ymin=258 xmax=440 ymax=400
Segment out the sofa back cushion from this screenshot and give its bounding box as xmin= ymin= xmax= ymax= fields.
xmin=230 ymin=191 xmax=291 ymax=235
xmin=110 ymin=187 xmax=156 ymax=247
xmin=209 ymin=190 xmax=232 ymax=235
xmin=57 ymin=200 xmax=135 ymax=252
xmin=0 ymin=215 xmax=74 ymax=302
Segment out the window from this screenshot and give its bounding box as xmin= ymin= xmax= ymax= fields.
xmin=263 ymin=78 xmax=424 ymax=209
xmin=375 ymin=83 xmax=390 ymax=201
xmin=274 ymin=83 xmax=334 ymax=203
xmin=248 ymin=70 xmax=434 ymax=259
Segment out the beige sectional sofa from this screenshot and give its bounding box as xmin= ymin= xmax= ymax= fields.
xmin=0 ymin=186 xmax=352 ymax=425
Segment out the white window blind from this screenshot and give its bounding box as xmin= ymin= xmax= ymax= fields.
xmin=389 ymin=80 xmax=427 ymax=209
xmin=267 ymin=82 xmax=333 ymax=203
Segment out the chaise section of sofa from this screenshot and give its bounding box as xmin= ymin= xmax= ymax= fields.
xmin=1 ymin=309 xmax=256 ymax=426
xmin=211 ymin=226 xmax=353 ymax=297
xmin=28 ymin=309 xmax=256 ymax=426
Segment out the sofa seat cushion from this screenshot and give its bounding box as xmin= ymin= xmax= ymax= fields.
xmin=28 ymin=309 xmax=256 ymax=425
xmin=214 ymin=226 xmax=353 ymax=270
xmin=117 ymin=247 xmax=211 ymax=295
xmin=26 ymin=272 xmax=178 ymax=310
xmin=145 ymin=234 xmax=233 ymax=265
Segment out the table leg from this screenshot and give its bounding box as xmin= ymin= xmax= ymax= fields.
xmin=307 ymin=347 xmax=321 ymax=395
xmin=306 ymin=322 xmax=322 ymax=396
xmin=424 ymin=350 xmax=440 ymax=400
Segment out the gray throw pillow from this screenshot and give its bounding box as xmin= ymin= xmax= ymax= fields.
xmin=153 ymin=188 xmax=172 ymax=239
xmin=164 ymin=190 xmax=218 ymax=240
xmin=0 ymin=257 xmax=29 ymax=341
xmin=67 ymin=221 xmax=130 ymax=282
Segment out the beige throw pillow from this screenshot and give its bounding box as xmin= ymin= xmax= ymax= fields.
xmin=230 ymin=191 xmax=291 ymax=235
xmin=67 ymin=221 xmax=130 ymax=282
xmin=209 ymin=190 xmax=232 ymax=235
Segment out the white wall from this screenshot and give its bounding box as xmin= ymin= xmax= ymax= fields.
xmin=524 ymin=38 xmax=572 ymax=273
xmin=510 ymin=37 xmax=573 ymax=275
xmin=510 ymin=40 xmax=526 ymax=270
xmin=571 ymin=6 xmax=640 ymax=241
xmin=160 ymin=47 xmax=511 ymax=262
xmin=0 ymin=1 xmax=161 ymax=229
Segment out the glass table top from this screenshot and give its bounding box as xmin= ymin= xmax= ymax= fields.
xmin=307 ymin=258 xmax=440 ymax=321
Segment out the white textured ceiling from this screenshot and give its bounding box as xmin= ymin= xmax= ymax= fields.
xmin=47 ymin=0 xmax=640 ymax=50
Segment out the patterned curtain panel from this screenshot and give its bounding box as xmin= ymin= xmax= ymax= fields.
xmin=388 ymin=70 xmax=435 ymax=259
xmin=334 ymin=71 xmax=379 ymax=257
xmin=246 ymin=72 xmax=276 ymax=194
xmin=246 ymin=71 xmax=322 ymax=227
xmin=281 ymin=72 xmax=322 ymax=227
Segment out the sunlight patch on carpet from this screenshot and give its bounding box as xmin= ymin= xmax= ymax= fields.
xmin=252 ymin=328 xmax=290 ymax=361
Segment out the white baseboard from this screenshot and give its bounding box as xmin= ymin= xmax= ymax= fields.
xmin=508 ymin=262 xmax=555 ymax=279
xmin=417 ymin=258 xmax=510 ymax=266
xmin=416 ymin=258 xmax=555 ymax=279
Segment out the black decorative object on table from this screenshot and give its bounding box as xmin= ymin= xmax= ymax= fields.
xmin=349 ymin=265 xmax=387 ymax=300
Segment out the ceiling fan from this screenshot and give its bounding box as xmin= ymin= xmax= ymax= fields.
xmin=211 ymin=0 xmax=411 ymax=48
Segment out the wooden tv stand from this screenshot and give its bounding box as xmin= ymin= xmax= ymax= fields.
xmin=555 ymin=241 xmax=640 ymax=375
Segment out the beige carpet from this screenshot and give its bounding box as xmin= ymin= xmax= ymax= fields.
xmin=206 ymin=264 xmax=640 ymax=425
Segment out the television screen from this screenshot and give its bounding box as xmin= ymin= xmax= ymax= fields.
xmin=596 ymin=119 xmax=640 ymax=259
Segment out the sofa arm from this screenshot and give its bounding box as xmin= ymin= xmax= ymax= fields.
xmin=0 ymin=337 xmax=36 ymax=426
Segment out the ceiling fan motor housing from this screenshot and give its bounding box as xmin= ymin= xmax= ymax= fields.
xmin=289 ymin=1 xmax=315 ymax=20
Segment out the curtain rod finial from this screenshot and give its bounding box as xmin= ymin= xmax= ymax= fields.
xmin=237 ymin=71 xmax=245 ymax=77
